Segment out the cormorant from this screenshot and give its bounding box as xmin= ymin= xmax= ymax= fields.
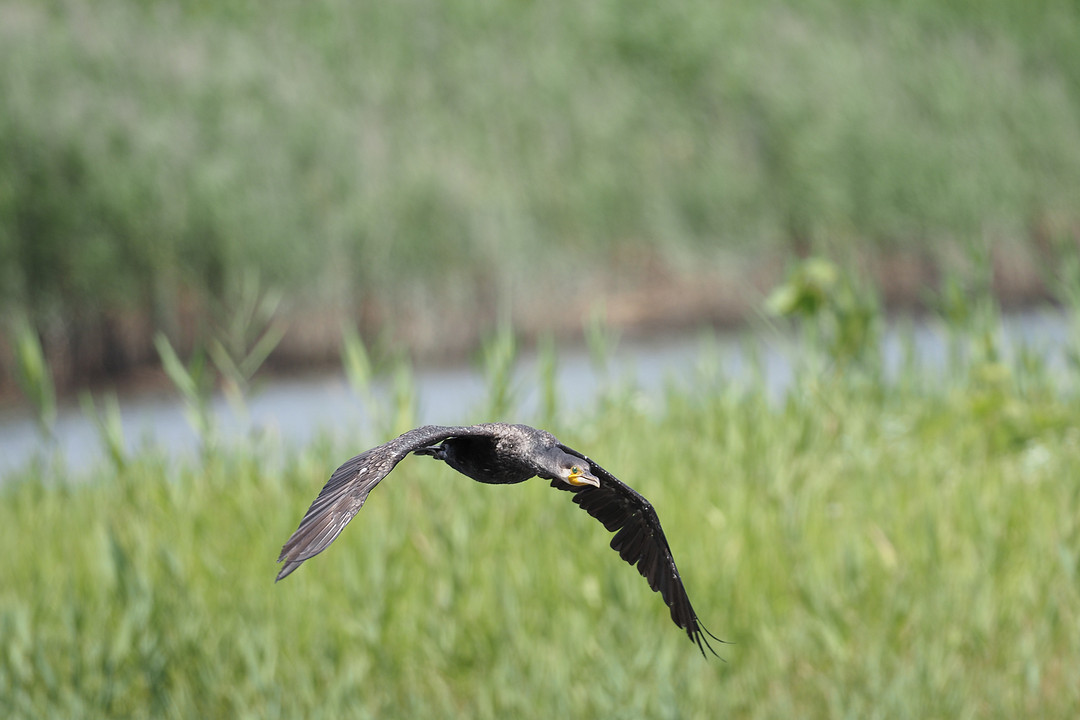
xmin=277 ymin=422 xmax=721 ymax=656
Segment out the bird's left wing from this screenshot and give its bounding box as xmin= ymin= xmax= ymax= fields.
xmin=276 ymin=424 xmax=497 ymax=581
xmin=555 ymin=444 xmax=724 ymax=657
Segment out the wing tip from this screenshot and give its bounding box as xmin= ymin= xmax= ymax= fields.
xmin=691 ymin=620 xmax=731 ymax=659
xmin=275 ymin=557 xmax=304 ymax=582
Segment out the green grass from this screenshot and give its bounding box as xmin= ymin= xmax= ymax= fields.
xmin=3 ymin=316 xmax=1079 ymax=717
xmin=2 ymin=0 xmax=1080 ymax=341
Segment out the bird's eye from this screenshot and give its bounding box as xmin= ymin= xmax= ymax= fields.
xmin=570 ymin=466 xmax=581 ymax=475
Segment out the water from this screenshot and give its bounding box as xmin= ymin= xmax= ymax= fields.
xmin=0 ymin=309 xmax=1072 ymax=477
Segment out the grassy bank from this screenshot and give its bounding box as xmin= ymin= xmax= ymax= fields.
xmin=2 ymin=0 xmax=1080 ymax=384
xmin=2 ymin=302 xmax=1079 ymax=717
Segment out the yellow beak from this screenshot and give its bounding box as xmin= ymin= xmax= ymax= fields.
xmin=568 ymin=469 xmax=600 ymax=488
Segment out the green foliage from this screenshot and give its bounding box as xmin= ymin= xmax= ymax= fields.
xmin=765 ymin=258 xmax=840 ymax=319
xmin=151 ymin=271 xmax=285 ymax=451
xmin=766 ymin=257 xmax=881 ymax=369
xmin=585 ymin=303 xmax=621 ymax=373
xmin=3 ymin=301 xmax=1080 ymax=717
xmin=206 ymin=271 xmax=286 ymax=420
xmin=341 ymin=322 xmax=384 ymax=432
xmin=79 ymin=391 xmax=127 ymax=473
xmin=1041 ymin=239 xmax=1080 ymax=376
xmin=9 ymin=314 xmax=56 ymax=440
xmin=3 ymin=0 xmax=1080 ymax=344
xmin=342 ymin=327 xmax=417 ymax=437
xmin=388 ymin=363 xmax=417 ymax=438
xmin=477 ymin=321 xmax=519 ymax=421
xmin=153 ymin=332 xmax=215 ymax=451
xmin=535 ymin=333 xmax=560 ymax=428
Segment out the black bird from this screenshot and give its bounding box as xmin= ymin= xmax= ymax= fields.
xmin=277 ymin=422 xmax=722 ymax=656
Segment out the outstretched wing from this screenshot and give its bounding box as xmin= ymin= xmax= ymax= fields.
xmin=276 ymin=424 xmax=499 ymax=581
xmin=555 ymin=444 xmax=724 ymax=657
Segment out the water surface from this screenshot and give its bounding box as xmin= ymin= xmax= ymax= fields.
xmin=0 ymin=309 xmax=1071 ymax=478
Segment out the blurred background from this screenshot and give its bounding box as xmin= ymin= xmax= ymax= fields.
xmin=3 ymin=1 xmax=1080 ymax=717
xmin=2 ymin=0 xmax=1078 ymax=397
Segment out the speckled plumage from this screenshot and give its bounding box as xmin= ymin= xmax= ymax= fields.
xmin=276 ymin=422 xmax=722 ymax=656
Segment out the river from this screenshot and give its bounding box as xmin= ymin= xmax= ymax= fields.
xmin=0 ymin=309 xmax=1072 ymax=477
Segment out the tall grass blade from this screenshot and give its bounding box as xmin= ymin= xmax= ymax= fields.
xmin=10 ymin=316 xmax=57 ymax=441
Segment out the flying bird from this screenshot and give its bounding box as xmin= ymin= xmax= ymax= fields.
xmin=277 ymin=422 xmax=722 ymax=656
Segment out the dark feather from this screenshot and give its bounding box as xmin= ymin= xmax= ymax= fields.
xmin=277 ymin=425 xmax=519 ymax=580
xmin=276 ymin=423 xmax=723 ymax=656
xmin=554 ymin=444 xmax=725 ymax=657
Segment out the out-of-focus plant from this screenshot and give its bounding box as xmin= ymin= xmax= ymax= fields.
xmin=927 ymin=242 xmax=1005 ymax=385
xmin=1041 ymin=236 xmax=1080 ymax=378
xmin=341 ymin=322 xmax=383 ymax=430
xmin=765 ymin=256 xmax=838 ymax=319
xmin=765 ymin=257 xmax=881 ymax=370
xmin=154 ymin=332 xmax=215 ymax=453
xmin=80 ymin=390 xmax=127 ymax=473
xmin=585 ymin=303 xmax=620 ymax=373
xmin=153 ymin=272 xmax=284 ymax=454
xmin=389 ymin=362 xmax=417 ymax=437
xmin=10 ymin=315 xmax=57 ymax=441
xmin=478 ymin=321 xmax=519 ymax=420
xmin=208 ymin=271 xmax=286 ymax=421
xmin=535 ymin=333 xmax=559 ymax=429
xmin=693 ymin=329 xmax=723 ymax=389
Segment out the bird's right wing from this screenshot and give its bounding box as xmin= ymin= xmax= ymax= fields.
xmin=554 ymin=443 xmax=724 ymax=657
xmin=276 ymin=424 xmax=498 ymax=581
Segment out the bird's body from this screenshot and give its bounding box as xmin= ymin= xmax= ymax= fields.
xmin=414 ymin=423 xmax=552 ymax=484
xmin=277 ymin=422 xmax=721 ymax=656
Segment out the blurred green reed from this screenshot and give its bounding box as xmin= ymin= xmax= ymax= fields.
xmin=3 ymin=0 xmax=1079 ymax=366
xmin=3 ymin=265 xmax=1079 ymax=717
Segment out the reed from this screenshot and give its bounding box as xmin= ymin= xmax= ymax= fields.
xmin=2 ymin=287 xmax=1078 ymax=718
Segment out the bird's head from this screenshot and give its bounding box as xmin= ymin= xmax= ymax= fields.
xmin=552 ymin=452 xmax=600 ymax=488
